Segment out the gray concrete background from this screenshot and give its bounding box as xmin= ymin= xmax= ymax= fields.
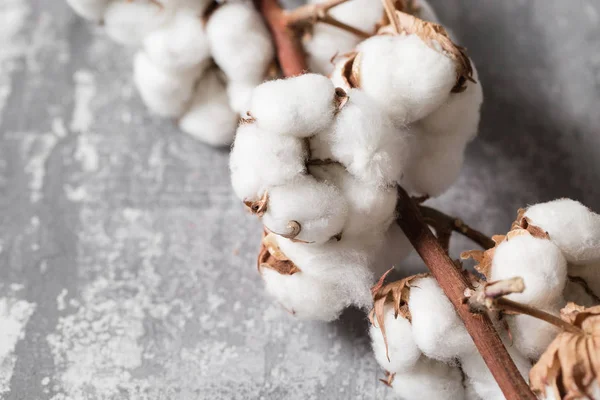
xmin=0 ymin=0 xmax=599 ymax=399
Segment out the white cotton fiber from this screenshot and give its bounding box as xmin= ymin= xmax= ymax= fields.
xmin=206 ymin=2 xmax=273 ymax=83
xmin=567 ymin=261 xmax=600 ymax=301
xmin=408 ymin=276 xmax=474 ymax=361
xmin=356 ymin=34 xmax=455 ymax=125
xmin=229 ymin=123 xmax=307 ymax=202
xmin=524 ymin=199 xmax=600 ymax=265
xmin=370 ymin=305 xmax=422 ymax=373
xmin=309 ymin=164 xmax=397 ymax=238
xmin=159 ymin=0 xmax=212 ymax=14
xmin=226 ymin=80 xmax=258 ymax=115
xmin=372 ymin=223 xmax=413 ymax=278
xmin=261 ymin=236 xmax=374 ymax=320
xmin=392 ymin=357 xmax=466 ymax=400
xmin=321 ymin=88 xmax=411 ymax=186
xmin=248 ymin=74 xmax=337 ymax=137
xmin=133 ymin=51 xmax=198 ymax=117
xmin=178 ymin=70 xmax=238 ymax=146
xmin=461 ymin=345 xmax=531 ymax=400
xmin=508 ymin=303 xmax=562 ymax=359
xmin=143 ymin=10 xmax=211 ymax=73
xmin=490 ymin=234 xmax=567 ymax=307
xmin=262 ymin=175 xmax=348 ymax=244
xmin=66 ymin=0 xmax=110 ymax=21
xmin=303 ymin=0 xmax=382 ymax=74
xmin=103 ymin=1 xmax=171 ymax=46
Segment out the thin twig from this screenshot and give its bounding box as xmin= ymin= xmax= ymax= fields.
xmin=381 ymin=0 xmax=401 ymax=33
xmin=285 ymin=0 xmax=371 ymax=38
xmin=319 ymin=14 xmax=371 ymax=38
xmin=496 ymin=298 xmax=584 ymax=335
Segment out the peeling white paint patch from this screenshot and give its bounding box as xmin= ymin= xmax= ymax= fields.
xmin=63 ymin=184 xmax=89 ymax=202
xmin=0 ymin=296 xmax=36 ymax=395
xmin=74 ymin=134 xmax=99 ymax=172
xmin=56 ymin=289 xmax=68 ymax=312
xmin=70 ymin=70 xmax=96 ymax=133
xmin=52 ymin=117 xmax=67 ymax=138
xmin=22 ymin=133 xmax=58 ymax=202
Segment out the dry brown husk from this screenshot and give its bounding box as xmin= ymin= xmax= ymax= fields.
xmin=369 ymin=270 xmax=429 ymax=360
xmin=529 ymin=303 xmax=600 ymax=399
xmin=257 ymin=230 xmax=300 ymax=275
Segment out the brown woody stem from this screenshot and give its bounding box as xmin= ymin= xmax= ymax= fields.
xmin=495 ymin=298 xmax=584 ymax=335
xmin=419 ymin=206 xmax=496 ymax=250
xmin=381 ymin=0 xmax=401 ymax=33
xmin=396 ymin=186 xmax=536 ymax=399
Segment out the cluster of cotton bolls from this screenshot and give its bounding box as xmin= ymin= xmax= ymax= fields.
xmin=65 ymin=0 xmax=274 ymax=146
xmin=330 ymin=10 xmax=483 ymax=197
xmin=229 ymin=72 xmax=413 ymax=320
xmin=370 ymin=198 xmax=600 ymax=399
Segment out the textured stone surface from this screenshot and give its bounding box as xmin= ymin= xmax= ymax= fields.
xmin=0 ymin=0 xmax=599 ymax=399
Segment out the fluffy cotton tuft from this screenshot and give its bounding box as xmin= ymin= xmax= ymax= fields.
xmin=408 ymin=276 xmax=474 ymax=361
xmin=103 ymin=1 xmax=171 ymax=46
xmin=319 ymin=89 xmax=411 ymax=186
xmin=229 ymin=123 xmax=307 ymax=202
xmin=392 ymin=358 xmax=466 ymax=400
xmin=133 ymin=51 xmax=198 ymax=117
xmin=490 ymin=234 xmax=567 ymax=307
xmin=356 ymin=34 xmax=455 ymax=125
xmin=226 ymin=81 xmax=257 ymax=115
xmin=261 ymin=237 xmax=374 ymax=320
xmin=178 ymin=70 xmax=238 ymax=146
xmin=248 ymin=74 xmax=337 ymax=137
xmin=66 ymin=0 xmax=110 ymax=20
xmin=507 ymin=305 xmax=562 ymax=359
xmin=372 ymin=223 xmax=413 ymax=277
xmin=143 ymin=10 xmax=211 ymax=73
xmin=262 ymin=175 xmax=348 ymax=244
xmin=159 ymin=0 xmax=212 ymax=14
xmin=206 ymin=2 xmax=274 ymax=83
xmin=524 ymin=199 xmax=600 ymax=264
xmin=370 ymin=305 xmax=422 ymax=373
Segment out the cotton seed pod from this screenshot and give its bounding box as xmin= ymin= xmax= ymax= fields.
xmin=319 ymin=88 xmax=411 ymax=187
xmin=133 ymin=51 xmax=198 ymax=117
xmin=303 ymin=0 xmax=383 ymax=75
xmin=391 ymin=357 xmax=466 ymax=400
xmin=309 ymin=163 xmax=397 ymax=238
xmin=262 ymin=175 xmax=348 ymax=244
xmin=206 ymin=2 xmax=274 ymax=83
xmin=369 ymin=304 xmax=422 ymax=373
xmin=259 ymin=233 xmax=373 ymax=321
xmin=507 ymin=303 xmax=563 ymax=360
xmin=490 ymin=233 xmax=567 ymax=308
xmin=408 ymin=276 xmax=475 ymax=361
xmin=248 ymin=74 xmax=339 ymax=138
xmin=103 ymin=1 xmax=171 ymax=46
xmin=461 ymin=345 xmax=531 ymax=400
xmin=352 ymin=34 xmax=456 ymax=125
xmin=178 ymin=69 xmax=238 ymax=146
xmin=524 ymin=199 xmax=600 ymax=265
xmin=143 ymin=9 xmax=211 ymax=73
xmin=229 ymin=123 xmax=307 ymax=203
xmin=66 ymin=0 xmax=110 ymax=21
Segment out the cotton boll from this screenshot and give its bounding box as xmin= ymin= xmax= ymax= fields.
xmin=143 ymin=10 xmax=211 ymax=73
xmin=309 ymin=164 xmax=397 ymax=238
xmin=408 ymin=276 xmax=474 ymax=361
xmin=103 ymin=1 xmax=171 ymax=46
xmin=372 ymin=223 xmax=413 ymax=278
xmin=249 ymin=74 xmax=337 ymax=137
xmin=490 ymin=234 xmax=567 ymax=308
xmin=262 ymin=175 xmax=348 ymax=244
xmin=356 ymin=34 xmax=455 ymax=125
xmin=226 ymin=80 xmax=259 ymax=115
xmin=66 ymin=0 xmax=110 ymax=21
xmin=370 ymin=305 xmax=421 ymax=373
xmin=568 ymin=261 xmax=600 ymax=302
xmin=229 ymin=123 xmax=307 ymax=202
xmin=392 ymin=357 xmax=466 ymax=400
xmin=178 ymin=70 xmax=238 ymax=146
xmin=322 ymin=89 xmax=411 ymax=186
xmin=261 ymin=237 xmax=374 ymax=320
xmin=206 ymin=2 xmax=273 ymax=83
xmin=461 ymin=345 xmax=531 ymax=400
xmin=524 ymin=199 xmax=600 ymax=265
xmin=133 ymin=51 xmax=198 ymax=117
xmin=508 ymin=303 xmax=562 ymax=359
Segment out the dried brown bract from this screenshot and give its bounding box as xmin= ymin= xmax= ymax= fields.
xmin=530 ymin=303 xmax=600 ymax=400
xmin=257 ymin=231 xmax=301 ymax=275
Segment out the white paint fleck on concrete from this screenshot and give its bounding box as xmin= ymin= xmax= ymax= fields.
xmin=56 ymin=289 xmax=68 ymax=311
xmin=69 ymin=70 xmax=96 ymax=133
xmin=74 ymin=134 xmax=99 ymax=172
xmin=0 ymin=296 xmax=36 ymax=395
xmin=22 ymin=133 xmax=58 ymax=203
xmin=63 ymin=184 xmax=89 ymax=202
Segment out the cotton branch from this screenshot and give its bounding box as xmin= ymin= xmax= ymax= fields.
xmin=396 ymin=186 xmax=536 ymax=399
